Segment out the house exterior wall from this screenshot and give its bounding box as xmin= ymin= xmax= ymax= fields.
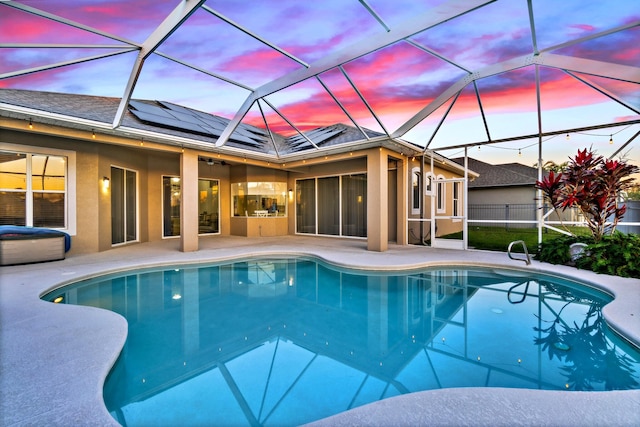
xmin=467 ymin=186 xmax=577 ymax=225
xmin=1 ymin=119 xmax=470 ymax=254
xmin=467 ymin=186 xmax=537 ymax=205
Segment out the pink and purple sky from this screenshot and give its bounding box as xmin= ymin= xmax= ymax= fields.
xmin=1 ymin=0 xmax=639 ymax=166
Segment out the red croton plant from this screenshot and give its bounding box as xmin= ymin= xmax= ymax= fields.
xmin=536 ymin=148 xmax=639 ymax=242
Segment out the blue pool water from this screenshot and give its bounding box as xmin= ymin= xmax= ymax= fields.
xmin=44 ymin=257 xmax=640 ymax=426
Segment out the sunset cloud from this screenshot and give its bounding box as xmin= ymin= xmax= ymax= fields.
xmin=1 ymin=0 xmax=637 ymax=148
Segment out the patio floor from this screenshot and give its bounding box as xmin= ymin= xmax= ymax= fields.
xmin=1 ymin=235 xmax=639 ymax=426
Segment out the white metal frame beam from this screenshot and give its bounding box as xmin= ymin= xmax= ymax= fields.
xmin=392 ymin=52 xmax=640 ymax=140
xmin=215 ymin=0 xmax=497 ymax=146
xmin=112 ymin=0 xmax=206 ymax=128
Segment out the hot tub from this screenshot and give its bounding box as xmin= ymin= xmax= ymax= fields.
xmin=0 ymin=226 xmax=71 ymax=266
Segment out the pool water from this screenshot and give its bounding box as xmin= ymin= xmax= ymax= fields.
xmin=44 ymin=257 xmax=640 ymax=426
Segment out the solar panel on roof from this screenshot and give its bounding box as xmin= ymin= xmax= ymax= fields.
xmin=239 ymin=123 xmax=269 ymax=136
xmin=164 ymin=108 xmax=212 ymax=127
xmin=197 ymin=116 xmax=229 ymax=133
xmin=233 ymin=126 xmax=267 ymax=141
xmin=158 ymin=101 xmax=198 ymax=115
xmin=287 ymin=127 xmax=344 ymax=147
xmin=130 ymin=100 xmax=271 ymax=147
xmin=129 ymin=100 xmax=176 ymax=119
xmin=130 ymin=109 xmax=215 ymax=136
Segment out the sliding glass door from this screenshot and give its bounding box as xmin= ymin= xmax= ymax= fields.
xmin=342 ymin=174 xmax=366 ymax=237
xmin=296 ymin=174 xmax=367 ymax=237
xmin=318 ymin=177 xmax=339 ymax=235
xmin=198 ymin=179 xmax=219 ymax=234
xmin=296 ymin=179 xmax=316 ymax=234
xmin=111 ymin=166 xmax=137 ymax=245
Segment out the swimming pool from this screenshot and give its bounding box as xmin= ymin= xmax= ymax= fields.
xmin=43 ymin=257 xmax=640 ymax=426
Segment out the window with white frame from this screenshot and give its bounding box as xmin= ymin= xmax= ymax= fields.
xmin=453 ymin=181 xmax=461 ymax=216
xmin=436 ymin=175 xmax=445 ymax=213
xmin=425 ymin=172 xmax=434 ymax=195
xmin=411 ymin=167 xmax=421 ymax=215
xmin=0 ymin=149 xmax=71 ymax=229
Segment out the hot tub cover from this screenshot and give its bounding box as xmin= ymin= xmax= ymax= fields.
xmin=0 ymin=226 xmax=71 ymax=252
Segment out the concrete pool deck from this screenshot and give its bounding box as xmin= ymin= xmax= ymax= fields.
xmin=1 ymin=235 xmax=639 ymax=426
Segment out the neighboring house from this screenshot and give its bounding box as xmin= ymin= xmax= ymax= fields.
xmin=0 ymin=89 xmax=472 ymax=255
xmin=452 ymin=158 xmax=538 ymax=205
xmin=452 ymin=157 xmax=577 ymax=227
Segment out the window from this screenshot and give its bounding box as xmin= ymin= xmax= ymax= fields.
xmin=425 ymin=172 xmax=434 ymax=195
xmin=411 ymin=168 xmax=421 ymax=215
xmin=231 ymin=182 xmax=287 ymax=217
xmin=436 ymin=175 xmax=445 ymax=213
xmin=453 ymin=181 xmax=461 ymax=217
xmin=0 ymin=150 xmax=67 ymax=228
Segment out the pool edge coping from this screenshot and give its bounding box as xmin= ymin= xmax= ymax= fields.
xmin=1 ymin=239 xmax=639 ymax=426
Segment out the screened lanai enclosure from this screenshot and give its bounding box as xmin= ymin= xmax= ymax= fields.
xmin=1 ymin=0 xmax=639 ymax=246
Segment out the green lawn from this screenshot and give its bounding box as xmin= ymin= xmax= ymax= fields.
xmin=443 ymin=226 xmax=591 ymax=254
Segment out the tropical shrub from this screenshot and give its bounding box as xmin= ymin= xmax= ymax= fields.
xmin=574 ymin=233 xmax=640 ymax=278
xmin=535 ymin=148 xmax=640 ymax=278
xmin=537 ymin=233 xmax=640 ymax=279
xmin=536 ymin=148 xmax=639 ymax=242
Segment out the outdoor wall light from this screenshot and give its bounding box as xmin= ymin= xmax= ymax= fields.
xmin=288 ymin=189 xmax=293 ymax=201
xmin=28 ymin=118 xmax=33 ymax=129
xmin=102 ymin=176 xmax=110 ymax=190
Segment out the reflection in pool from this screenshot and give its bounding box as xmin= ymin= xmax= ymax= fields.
xmin=44 ymin=258 xmax=640 ymax=426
